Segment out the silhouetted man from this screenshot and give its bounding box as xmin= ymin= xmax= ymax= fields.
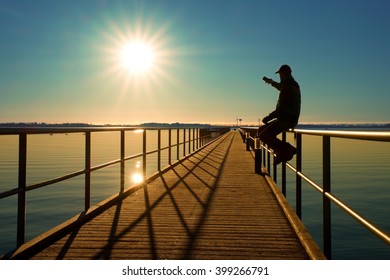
xmin=259 ymin=64 xmax=301 ymax=165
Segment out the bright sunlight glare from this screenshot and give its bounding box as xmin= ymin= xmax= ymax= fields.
xmin=100 ymin=18 xmax=184 ymax=97
xmin=121 ymin=42 xmax=154 ymax=73
xmin=132 ymin=173 xmax=144 ymax=184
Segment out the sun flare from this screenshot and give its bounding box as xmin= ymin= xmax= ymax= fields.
xmin=121 ymin=42 xmax=154 ymax=73
xmin=100 ymin=18 xmax=183 ymax=94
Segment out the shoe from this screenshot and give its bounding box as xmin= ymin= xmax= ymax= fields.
xmin=274 ymin=154 xmax=283 ymax=165
xmin=284 ymin=145 xmax=297 ymax=161
xmin=274 ymin=145 xmax=297 ymax=165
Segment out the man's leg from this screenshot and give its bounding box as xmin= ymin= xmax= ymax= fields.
xmin=258 ymin=121 xmax=296 ymax=164
xmin=258 ymin=121 xmax=285 ymax=154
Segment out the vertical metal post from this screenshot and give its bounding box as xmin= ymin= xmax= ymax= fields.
xmin=245 ymin=133 xmax=250 ymax=151
xmin=273 ymin=156 xmax=277 ymax=183
xmin=323 ymin=135 xmax=332 ymax=259
xmin=254 ymin=138 xmax=262 ymax=174
xmin=267 ymin=147 xmax=271 ymax=174
xmin=296 ymin=133 xmax=302 ymax=219
xmin=192 ymin=128 xmax=195 ymax=152
xmin=85 ymin=131 xmax=91 ymax=211
xmin=17 ymin=133 xmax=27 ymax=247
xmin=183 ymin=129 xmax=186 ymax=157
xmin=196 ymin=129 xmax=199 ymax=150
xmin=157 ymin=129 xmax=161 ymax=171
xmin=282 ymin=131 xmax=287 ymax=196
xmin=176 ymin=128 xmax=180 ymax=160
xmin=168 ymin=129 xmax=172 ymax=165
xmin=143 ymin=130 xmax=147 ymax=179
xmin=188 ymin=128 xmax=191 ymax=154
xmin=120 ymin=130 xmax=125 ymax=193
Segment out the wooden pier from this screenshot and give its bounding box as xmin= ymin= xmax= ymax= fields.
xmin=8 ymin=130 xmax=325 ymax=260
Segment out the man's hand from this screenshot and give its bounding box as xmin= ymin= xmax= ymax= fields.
xmin=262 ymin=76 xmax=273 ymax=85
xmin=262 ymin=116 xmax=271 ymax=124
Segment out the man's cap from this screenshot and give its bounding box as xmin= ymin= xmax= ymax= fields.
xmin=275 ymin=64 xmax=292 ymax=74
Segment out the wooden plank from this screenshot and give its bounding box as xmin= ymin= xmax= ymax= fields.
xmin=22 ymin=131 xmax=321 ymax=260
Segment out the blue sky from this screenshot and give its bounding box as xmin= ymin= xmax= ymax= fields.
xmin=1 ymin=0 xmax=389 ymax=125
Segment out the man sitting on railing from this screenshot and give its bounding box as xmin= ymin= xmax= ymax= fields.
xmin=259 ymin=64 xmax=301 ymax=165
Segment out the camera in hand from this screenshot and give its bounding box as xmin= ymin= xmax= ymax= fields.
xmin=263 ymin=76 xmax=272 ymax=84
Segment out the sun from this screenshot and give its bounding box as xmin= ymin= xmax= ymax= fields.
xmin=99 ymin=18 xmax=182 ymax=90
xmin=121 ymin=41 xmax=155 ymax=74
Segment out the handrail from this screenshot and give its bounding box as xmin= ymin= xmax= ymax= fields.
xmin=239 ymin=127 xmax=390 ymax=259
xmin=0 ymin=126 xmax=230 ymax=251
xmin=293 ymin=128 xmax=390 ymax=142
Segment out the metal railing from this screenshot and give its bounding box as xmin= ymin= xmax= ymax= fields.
xmin=239 ymin=127 xmax=390 ymax=259
xmin=0 ymin=126 xmax=229 ymax=250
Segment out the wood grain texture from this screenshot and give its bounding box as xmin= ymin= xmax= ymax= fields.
xmin=29 ymin=131 xmax=312 ymax=260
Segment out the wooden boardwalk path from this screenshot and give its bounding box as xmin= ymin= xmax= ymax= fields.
xmin=12 ymin=130 xmax=324 ymax=260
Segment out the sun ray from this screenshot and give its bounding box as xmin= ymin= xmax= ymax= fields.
xmin=90 ymin=13 xmax=204 ymax=125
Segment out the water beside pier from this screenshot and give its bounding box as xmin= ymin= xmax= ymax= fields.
xmin=1 ymin=128 xmax=390 ymax=259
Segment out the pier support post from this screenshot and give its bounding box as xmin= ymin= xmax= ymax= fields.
xmin=17 ymin=133 xmax=27 ymax=247
xmin=323 ymin=136 xmax=332 ymax=259
xmin=282 ymin=131 xmax=287 ymax=196
xmin=254 ymin=138 xmax=262 ymax=174
xmin=158 ymin=130 xmax=161 ymax=171
xmin=296 ymin=133 xmax=302 ymax=219
xmin=245 ymin=133 xmax=250 ymax=151
xmin=120 ymin=130 xmax=125 ymax=193
xmin=85 ymin=131 xmax=91 ymax=210
xmin=143 ymin=130 xmax=147 ymax=179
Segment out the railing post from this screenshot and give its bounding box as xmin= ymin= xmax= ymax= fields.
xmin=143 ymin=130 xmax=147 ymax=179
xmin=323 ymin=135 xmax=332 ymax=259
xmin=296 ymin=133 xmax=302 ymax=219
xmin=120 ymin=130 xmax=125 ymax=193
xmin=254 ymin=138 xmax=262 ymax=174
xmin=157 ymin=129 xmax=161 ymax=171
xmin=188 ymin=128 xmax=191 ymax=154
xmin=17 ymin=132 xmax=27 ymax=247
xmin=183 ymin=129 xmax=186 ymax=157
xmin=192 ymin=128 xmax=195 ymax=152
xmin=168 ymin=129 xmax=172 ymax=165
xmin=282 ymin=131 xmax=287 ymax=196
xmin=273 ymin=155 xmax=277 ymax=183
xmin=245 ymin=133 xmax=250 ymax=151
xmin=196 ymin=128 xmax=200 ymax=149
xmin=85 ymin=131 xmax=91 ymax=211
xmin=176 ymin=128 xmax=180 ymax=160
xmin=267 ymin=146 xmax=271 ymax=174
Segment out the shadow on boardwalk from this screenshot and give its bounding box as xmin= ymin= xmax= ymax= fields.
xmin=20 ymin=131 xmax=313 ymax=260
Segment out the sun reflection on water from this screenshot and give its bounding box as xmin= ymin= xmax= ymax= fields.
xmin=131 ymin=173 xmax=143 ymax=184
xmin=131 ymin=161 xmax=143 ymax=184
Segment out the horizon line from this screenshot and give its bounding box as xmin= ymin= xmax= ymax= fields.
xmin=1 ymin=121 xmax=390 ymax=127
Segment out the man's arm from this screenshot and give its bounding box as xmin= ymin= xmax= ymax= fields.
xmin=263 ymin=77 xmax=282 ymax=91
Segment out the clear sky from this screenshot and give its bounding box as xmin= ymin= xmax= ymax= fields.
xmin=1 ymin=0 xmax=389 ymax=126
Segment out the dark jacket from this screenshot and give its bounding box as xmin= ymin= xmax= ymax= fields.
xmin=268 ymin=76 xmax=301 ymax=128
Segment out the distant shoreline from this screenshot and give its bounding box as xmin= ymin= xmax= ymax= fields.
xmin=296 ymin=123 xmax=390 ymax=129
xmin=0 ymin=122 xmax=220 ymax=128
xmin=0 ymin=122 xmax=389 ymax=129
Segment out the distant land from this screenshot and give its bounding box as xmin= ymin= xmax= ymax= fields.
xmin=0 ymin=122 xmax=222 ymax=128
xmin=295 ymin=123 xmax=390 ymax=129
xmin=0 ymin=122 xmax=390 ymax=129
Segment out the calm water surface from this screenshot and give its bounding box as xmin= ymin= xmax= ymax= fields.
xmin=280 ymin=131 xmax=390 ymax=259
xmin=1 ymin=129 xmax=389 ymax=259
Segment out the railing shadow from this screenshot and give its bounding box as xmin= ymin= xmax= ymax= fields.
xmin=49 ymin=131 xmax=233 ymax=259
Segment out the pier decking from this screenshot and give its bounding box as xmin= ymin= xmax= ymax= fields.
xmin=9 ymin=130 xmax=324 ymax=260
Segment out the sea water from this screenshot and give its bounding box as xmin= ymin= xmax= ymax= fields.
xmin=0 ymin=129 xmax=179 ymax=256
xmin=280 ymin=130 xmax=390 ymax=260
xmin=0 ymin=129 xmax=389 ymax=259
